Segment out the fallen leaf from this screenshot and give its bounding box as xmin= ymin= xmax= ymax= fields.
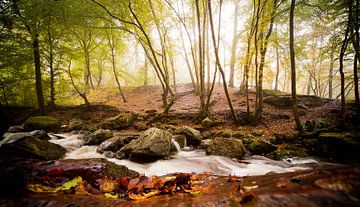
xmin=242 ymin=185 xmax=258 ymax=191
xmin=62 ymin=176 xmax=83 ymax=191
xmin=128 ymin=190 xmax=160 ymax=200
xmin=104 ymin=193 xmax=118 ymax=199
xmin=27 ymin=184 xmax=61 ymax=193
xmin=96 ymin=176 xmax=117 ymax=193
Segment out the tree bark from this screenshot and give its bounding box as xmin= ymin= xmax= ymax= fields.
xmin=289 ymin=0 xmax=303 ymax=131
xmin=329 ymin=51 xmax=334 ymax=99
xmin=354 ymin=53 xmax=359 ymax=104
xmin=208 ymin=0 xmax=237 ymax=121
xmin=274 ymin=25 xmax=280 ymax=91
xmin=33 ymin=36 xmax=46 ymax=115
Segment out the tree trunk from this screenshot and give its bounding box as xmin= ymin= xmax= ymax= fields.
xmin=33 ymin=36 xmax=46 ymax=115
xmin=274 ymin=30 xmax=280 ymax=90
xmin=144 ymin=52 xmax=148 ymax=86
xmin=329 ymin=51 xmax=334 ymax=99
xmin=354 ymin=53 xmax=359 ymax=104
xmin=289 ymin=0 xmax=303 ymax=131
xmin=208 ymin=0 xmax=237 ymax=121
xmin=339 ymin=1 xmax=351 ymax=122
xmin=229 ymin=0 xmax=240 ymax=87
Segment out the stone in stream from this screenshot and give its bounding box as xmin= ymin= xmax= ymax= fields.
xmin=243 ymin=139 xmax=277 ymax=155
xmin=116 ymin=127 xmax=173 ymax=162
xmin=205 ymin=138 xmax=246 ymax=158
xmin=100 ymin=113 xmax=137 ymax=130
xmin=65 ymin=118 xmax=94 ymax=132
xmin=174 ymin=126 xmax=203 ymax=146
xmin=83 ymin=129 xmax=113 ymax=145
xmin=97 ymin=136 xmax=136 ymax=154
xmin=0 ymin=137 xmax=66 ymax=160
xmin=23 ymin=116 xmax=60 ymax=132
xmin=1 ymin=130 xmax=49 ymax=146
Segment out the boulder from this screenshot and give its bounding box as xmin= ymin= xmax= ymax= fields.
xmin=0 ymin=130 xmax=49 ymax=146
xmin=100 ymin=113 xmax=136 ymax=130
xmin=175 ymin=126 xmax=203 ymax=146
xmin=201 ymin=117 xmax=216 ymax=128
xmin=97 ymin=136 xmax=136 ymax=154
xmin=305 ymin=118 xmax=330 ymax=132
xmin=23 ymin=116 xmax=60 ymax=132
xmin=205 ymin=138 xmax=246 ymax=158
xmin=0 ymin=137 xmax=66 ymax=160
xmin=7 ymin=126 xmax=24 ymax=133
xmin=264 ymin=95 xmax=293 ymax=108
xmin=65 ymin=118 xmax=91 ymax=132
xmin=116 ymin=128 xmax=173 ymax=162
xmin=243 ymin=139 xmax=277 ymax=155
xmin=134 ymin=123 xmax=148 ymax=131
xmin=83 ymin=129 xmax=113 ymax=145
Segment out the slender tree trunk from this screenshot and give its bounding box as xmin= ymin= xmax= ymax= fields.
xmin=67 ymin=61 xmax=90 ymax=106
xmin=178 ymin=25 xmax=196 ymax=89
xmin=208 ymin=0 xmax=237 ymax=121
xmin=339 ymin=2 xmax=351 ymax=122
xmin=195 ymin=0 xmax=206 ymax=116
xmin=144 ymin=52 xmax=148 ymax=86
xmin=329 ymin=51 xmax=334 ymax=99
xmin=274 ymin=38 xmax=280 ymax=90
xmin=354 ymin=53 xmax=359 ymax=104
xmin=229 ymin=0 xmax=240 ymax=87
xmin=33 ymin=36 xmax=46 ymax=115
xmin=49 ymin=49 xmax=55 ymax=106
xmin=289 ymin=0 xmax=303 ymax=131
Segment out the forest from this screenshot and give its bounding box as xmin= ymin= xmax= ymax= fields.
xmin=0 ymin=0 xmax=360 ymax=206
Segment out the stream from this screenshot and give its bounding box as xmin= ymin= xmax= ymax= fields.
xmin=49 ymin=132 xmax=336 ymax=177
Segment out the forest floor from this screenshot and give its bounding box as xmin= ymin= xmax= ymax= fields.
xmin=3 ymin=83 xmax=358 ymax=138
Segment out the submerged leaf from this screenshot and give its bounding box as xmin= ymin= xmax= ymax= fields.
xmin=128 ymin=190 xmax=160 ymax=200
xmin=27 ymin=184 xmax=61 ymax=193
xmin=104 ymin=193 xmax=118 ymax=199
xmin=61 ymin=176 xmax=83 ymax=191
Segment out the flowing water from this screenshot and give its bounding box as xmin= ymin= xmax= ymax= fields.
xmin=47 ymin=133 xmax=332 ymax=176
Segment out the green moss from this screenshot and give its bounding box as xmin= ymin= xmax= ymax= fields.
xmin=24 ymin=116 xmax=60 ymax=132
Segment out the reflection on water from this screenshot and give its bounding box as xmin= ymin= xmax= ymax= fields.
xmin=49 ymin=133 xmax=328 ymax=177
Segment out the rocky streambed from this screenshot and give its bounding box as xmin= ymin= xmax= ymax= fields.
xmin=1 ymin=115 xmax=360 ymax=206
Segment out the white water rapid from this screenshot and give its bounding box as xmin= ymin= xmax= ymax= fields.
xmin=48 ymin=133 xmax=326 ymax=177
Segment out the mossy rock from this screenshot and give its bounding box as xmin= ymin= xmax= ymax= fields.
xmin=269 ymin=144 xmax=308 ymax=160
xmin=206 ymin=138 xmax=246 ymax=158
xmin=245 ymin=139 xmax=277 ymax=155
xmin=263 ymin=89 xmax=282 ymax=96
xmin=24 ymin=116 xmax=60 ymax=132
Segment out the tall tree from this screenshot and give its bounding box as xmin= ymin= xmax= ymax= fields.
xmin=289 ymin=0 xmax=303 ymax=130
xmin=228 ymin=0 xmax=240 ymax=87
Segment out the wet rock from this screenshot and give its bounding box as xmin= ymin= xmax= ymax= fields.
xmin=0 ymin=137 xmax=66 ymax=160
xmin=103 ymin=151 xmax=115 ymax=158
xmin=100 ymin=113 xmax=136 ymax=130
xmin=199 ymin=139 xmax=211 ymax=149
xmin=263 ymin=89 xmax=282 ymax=96
xmin=83 ymin=129 xmax=113 ymax=145
xmin=201 ymin=131 xmax=213 ymax=139
xmin=0 ymin=158 xmax=138 ymax=193
xmin=201 ymin=117 xmax=215 ymax=128
xmin=205 ymin=138 xmax=246 ymax=158
xmin=0 ymin=130 xmax=49 ymax=146
xmin=7 ymin=126 xmax=24 ymax=133
xmin=251 ymin=130 xmax=264 ymax=137
xmin=97 ymin=136 xmax=135 ymax=154
xmin=243 ymin=139 xmax=277 ymax=155
xmin=23 ymin=116 xmax=60 ymax=132
xmin=116 ymin=128 xmax=173 ymax=162
xmin=264 ymin=95 xmax=293 ymax=108
xmin=172 ymin=134 xmax=187 ymax=148
xmin=315 ymin=132 xmax=360 ymax=162
xmin=175 ymin=126 xmax=203 ymax=146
